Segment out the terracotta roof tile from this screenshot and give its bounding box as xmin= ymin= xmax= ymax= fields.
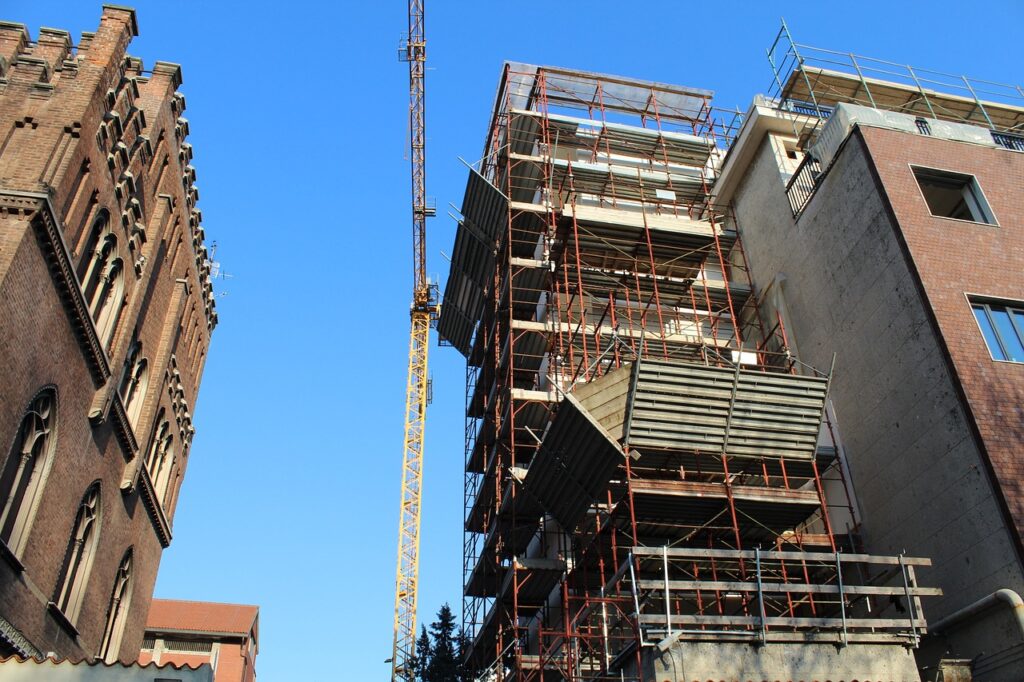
xmin=0 ymin=655 xmax=210 ymax=672
xmin=146 ymin=599 xmax=258 ymax=636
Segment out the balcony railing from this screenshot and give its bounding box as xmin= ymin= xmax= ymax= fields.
xmin=785 ymin=153 xmax=823 ymax=217
xmin=992 ymin=131 xmax=1024 ymax=151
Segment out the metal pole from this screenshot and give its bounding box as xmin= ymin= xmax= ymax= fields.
xmin=627 ymin=552 xmax=645 ymax=646
xmin=835 ymin=550 xmax=848 ymax=647
xmin=755 ymin=547 xmax=768 ymax=646
xmin=849 ymin=53 xmax=877 ymax=108
xmin=663 ymin=545 xmax=672 ymax=639
xmin=906 ymin=65 xmax=937 ymax=119
xmin=962 ymin=75 xmax=996 ymax=129
xmin=898 ymin=553 xmax=920 ymax=647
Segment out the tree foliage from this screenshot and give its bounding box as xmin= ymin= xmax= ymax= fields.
xmin=413 ymin=603 xmax=470 ymax=682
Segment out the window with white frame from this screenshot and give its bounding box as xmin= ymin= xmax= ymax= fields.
xmin=971 ymin=299 xmax=1024 ymax=363
xmin=912 ymin=167 xmax=996 ymax=225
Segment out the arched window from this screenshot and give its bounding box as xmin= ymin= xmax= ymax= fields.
xmin=118 ymin=342 xmax=149 ymax=428
xmin=145 ymin=415 xmax=174 ymax=505
xmin=0 ymin=388 xmax=58 ymax=558
xmin=98 ymin=548 xmax=133 ymax=663
xmin=53 ymin=483 xmax=101 ymax=624
xmin=80 ymin=215 xmax=125 ymax=347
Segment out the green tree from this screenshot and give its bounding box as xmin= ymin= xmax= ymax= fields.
xmin=426 ymin=603 xmax=460 ymax=682
xmin=413 ymin=625 xmax=431 ymax=682
xmin=414 ymin=603 xmax=470 ymax=682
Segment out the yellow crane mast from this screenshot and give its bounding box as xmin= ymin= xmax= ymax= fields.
xmin=392 ymin=0 xmax=435 ymax=680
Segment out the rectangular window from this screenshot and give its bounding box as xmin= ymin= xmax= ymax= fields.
xmin=971 ymin=299 xmax=1024 ymax=363
xmin=912 ymin=167 xmax=996 ymax=225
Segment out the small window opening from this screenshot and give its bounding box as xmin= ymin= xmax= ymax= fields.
xmin=912 ymin=167 xmax=995 ymax=225
xmin=786 ymin=149 xmax=798 ymax=160
xmin=915 ymin=118 xmax=932 ymax=135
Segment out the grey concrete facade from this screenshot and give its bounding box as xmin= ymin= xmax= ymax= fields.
xmin=726 ymin=122 xmax=1024 ymax=679
xmin=631 ymin=640 xmax=922 ymax=682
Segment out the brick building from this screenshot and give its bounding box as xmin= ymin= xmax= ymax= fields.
xmin=138 ymin=599 xmax=258 ymax=682
xmin=0 ymin=5 xmax=216 ymax=664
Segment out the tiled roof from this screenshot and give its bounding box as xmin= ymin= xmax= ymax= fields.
xmin=0 ymin=655 xmax=210 ymax=673
xmin=146 ymin=599 xmax=258 ymax=637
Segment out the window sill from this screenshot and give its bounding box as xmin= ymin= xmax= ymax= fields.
xmin=927 ymin=214 xmax=1000 ymax=228
xmin=0 ymin=537 xmax=25 ymax=573
xmin=46 ymin=601 xmax=80 ymax=639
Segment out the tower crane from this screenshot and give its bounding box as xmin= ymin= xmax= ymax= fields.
xmin=391 ymin=0 xmax=435 ymax=680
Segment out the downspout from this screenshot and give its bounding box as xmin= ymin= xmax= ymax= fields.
xmin=929 ymin=589 xmax=1024 ymax=642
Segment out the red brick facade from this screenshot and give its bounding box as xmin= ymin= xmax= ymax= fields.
xmin=860 ymin=126 xmax=1024 ymax=547
xmin=0 ymin=6 xmax=215 ymax=663
xmin=138 ymin=600 xmax=258 ymax=682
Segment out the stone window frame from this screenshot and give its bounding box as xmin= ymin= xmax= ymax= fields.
xmin=0 ymin=386 xmax=59 ymax=564
xmin=144 ymin=410 xmax=175 ymax=506
xmin=909 ymin=164 xmax=999 ymax=227
xmin=967 ymin=294 xmax=1024 ymax=364
xmin=79 ymin=211 xmax=126 ymax=347
xmin=52 ymin=481 xmax=102 ymax=627
xmin=118 ymin=339 xmax=149 ymax=430
xmin=98 ymin=547 xmax=133 ymax=663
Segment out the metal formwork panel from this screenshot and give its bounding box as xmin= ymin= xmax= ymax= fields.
xmin=439 ymin=169 xmax=507 ymax=356
xmin=521 ymin=393 xmax=626 ymax=530
xmin=626 ymin=360 xmax=828 ymax=459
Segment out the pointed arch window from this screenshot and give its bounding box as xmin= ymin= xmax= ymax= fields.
xmin=53 ymin=483 xmax=101 ymax=624
xmin=118 ymin=341 xmax=149 ymax=428
xmin=0 ymin=388 xmax=58 ymax=559
xmin=98 ymin=548 xmax=133 ymax=663
xmin=145 ymin=415 xmax=174 ymax=504
xmin=80 ymin=214 xmax=125 ymax=347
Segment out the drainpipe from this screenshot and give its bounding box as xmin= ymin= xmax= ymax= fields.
xmin=928 ymin=589 xmax=1024 ymax=642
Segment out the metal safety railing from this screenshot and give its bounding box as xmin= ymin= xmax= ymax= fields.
xmin=785 ymin=153 xmax=823 ymax=217
xmin=766 ymin=19 xmax=1024 ymax=134
xmin=618 ymin=546 xmax=939 ymax=649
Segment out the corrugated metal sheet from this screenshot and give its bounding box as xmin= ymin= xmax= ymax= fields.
xmin=626 ymin=360 xmax=827 ymax=459
xmin=438 ymin=169 xmax=506 ymax=356
xmin=521 ymin=394 xmax=625 ymax=530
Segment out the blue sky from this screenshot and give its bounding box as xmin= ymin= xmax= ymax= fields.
xmin=10 ymin=2 xmax=1023 ymax=679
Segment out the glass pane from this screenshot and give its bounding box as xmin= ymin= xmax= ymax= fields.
xmin=1012 ymin=309 xmax=1024 ymax=340
xmin=991 ymin=307 xmax=1024 ymax=362
xmin=973 ymin=306 xmax=1007 ymax=361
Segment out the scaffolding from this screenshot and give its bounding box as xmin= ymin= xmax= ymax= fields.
xmin=766 ymin=20 xmax=1024 ymax=135
xmin=439 ymin=63 xmax=935 ymax=681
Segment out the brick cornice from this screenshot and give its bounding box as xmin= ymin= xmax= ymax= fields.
xmin=0 ymin=191 xmax=111 ymax=384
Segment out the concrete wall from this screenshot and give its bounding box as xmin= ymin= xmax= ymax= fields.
xmin=632 ymin=640 xmax=922 ymax=682
xmin=730 ymin=125 xmax=1024 ymax=678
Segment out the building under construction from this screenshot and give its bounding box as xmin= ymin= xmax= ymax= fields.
xmin=442 ymin=23 xmax=1024 ymax=679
